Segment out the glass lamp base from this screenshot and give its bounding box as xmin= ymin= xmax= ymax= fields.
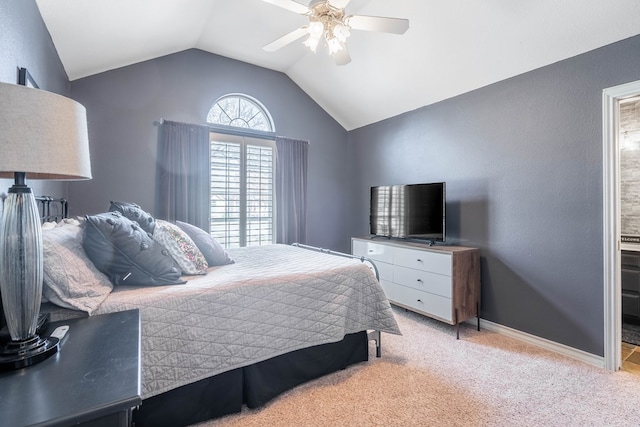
xmin=0 ymin=335 xmax=59 ymax=371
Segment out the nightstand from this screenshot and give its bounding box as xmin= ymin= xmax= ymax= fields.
xmin=0 ymin=309 xmax=141 ymax=427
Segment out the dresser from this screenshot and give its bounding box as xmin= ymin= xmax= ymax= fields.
xmin=352 ymin=237 xmax=481 ymax=337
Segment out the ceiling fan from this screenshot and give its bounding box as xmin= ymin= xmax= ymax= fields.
xmin=261 ymin=0 xmax=409 ymax=65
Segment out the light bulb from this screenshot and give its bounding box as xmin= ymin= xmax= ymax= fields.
xmin=304 ymin=35 xmax=321 ymax=53
xmin=308 ymin=21 xmax=324 ymax=38
xmin=333 ymin=23 xmax=350 ymax=43
xmin=327 ymin=37 xmax=342 ymax=54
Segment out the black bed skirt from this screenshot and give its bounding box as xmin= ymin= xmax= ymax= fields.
xmin=133 ymin=331 xmax=369 ymax=427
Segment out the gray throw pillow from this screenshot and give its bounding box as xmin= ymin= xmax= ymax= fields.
xmin=175 ymin=221 xmax=234 ymax=266
xmin=109 ymin=200 xmax=156 ymax=234
xmin=83 ymin=211 xmax=184 ymax=286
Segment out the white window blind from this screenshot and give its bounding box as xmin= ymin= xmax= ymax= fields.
xmin=210 ymin=133 xmax=275 ymax=248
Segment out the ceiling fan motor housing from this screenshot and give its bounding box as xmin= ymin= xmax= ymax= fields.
xmin=309 ymin=1 xmax=348 ymax=32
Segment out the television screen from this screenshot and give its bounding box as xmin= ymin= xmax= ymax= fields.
xmin=370 ymin=182 xmax=445 ymax=242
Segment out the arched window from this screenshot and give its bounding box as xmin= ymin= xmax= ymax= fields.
xmin=206 ymin=94 xmax=275 ymax=248
xmin=206 ymin=93 xmax=274 ymax=132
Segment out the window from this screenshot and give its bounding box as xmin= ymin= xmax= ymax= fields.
xmin=207 ymin=95 xmax=275 ymax=248
xmin=207 ymin=93 xmax=274 ymax=132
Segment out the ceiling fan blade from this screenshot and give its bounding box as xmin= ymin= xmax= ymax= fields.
xmin=346 ymin=15 xmax=410 ymax=34
xmin=328 ymin=0 xmax=352 ymax=8
xmin=333 ymin=46 xmax=351 ymax=66
xmin=261 ymin=0 xmax=310 ymax=15
xmin=263 ymin=26 xmax=309 ymax=52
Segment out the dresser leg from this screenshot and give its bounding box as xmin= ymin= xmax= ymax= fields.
xmin=476 ymin=301 xmax=481 ymax=331
xmin=455 ymin=308 xmax=459 ymax=340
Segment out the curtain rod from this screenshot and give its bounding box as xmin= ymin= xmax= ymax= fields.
xmin=154 ymin=118 xmax=277 ymax=140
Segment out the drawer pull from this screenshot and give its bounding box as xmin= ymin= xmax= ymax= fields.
xmin=417 ymin=279 xmax=423 ymax=285
xmin=416 ymin=259 xmax=423 ymax=263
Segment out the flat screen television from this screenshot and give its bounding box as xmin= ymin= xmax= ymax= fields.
xmin=370 ymin=182 xmax=445 ymax=243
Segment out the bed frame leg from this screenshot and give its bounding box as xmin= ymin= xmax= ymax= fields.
xmin=368 ymin=330 xmax=381 ymax=358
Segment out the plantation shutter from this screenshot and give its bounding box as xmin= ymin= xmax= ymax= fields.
xmin=246 ymin=144 xmax=274 ymax=246
xmin=210 ymin=133 xmax=274 ymax=248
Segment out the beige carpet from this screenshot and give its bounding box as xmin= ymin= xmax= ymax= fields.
xmin=194 ymin=308 xmax=640 ymax=426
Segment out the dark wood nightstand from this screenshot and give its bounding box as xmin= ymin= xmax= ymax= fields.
xmin=0 ymin=309 xmax=141 ymax=427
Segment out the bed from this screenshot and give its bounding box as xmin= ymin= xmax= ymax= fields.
xmin=34 ymin=202 xmax=401 ymax=426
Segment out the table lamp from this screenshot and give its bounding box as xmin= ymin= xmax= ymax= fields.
xmin=0 ymin=81 xmax=92 ymax=370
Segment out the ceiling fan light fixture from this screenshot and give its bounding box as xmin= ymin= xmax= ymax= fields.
xmin=261 ymin=0 xmax=408 ymax=65
xmin=332 ymin=22 xmax=350 ymax=43
xmin=327 ymin=37 xmax=343 ymax=54
xmin=304 ymin=35 xmax=321 ymax=53
xmin=308 ymin=20 xmax=325 ymax=38
xmin=302 ymin=2 xmax=350 ymax=55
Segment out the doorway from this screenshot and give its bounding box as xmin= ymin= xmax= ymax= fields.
xmin=603 ymin=79 xmax=640 ymax=371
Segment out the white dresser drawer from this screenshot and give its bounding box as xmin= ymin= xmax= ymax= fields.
xmin=352 ymin=239 xmax=394 ymax=264
xmin=376 ymin=260 xmax=393 ymax=282
xmin=392 ymin=284 xmax=453 ymax=323
xmin=393 ymin=265 xmax=452 ymax=298
xmin=394 ymin=247 xmax=451 ymax=276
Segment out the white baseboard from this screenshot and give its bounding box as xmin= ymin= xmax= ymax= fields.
xmin=470 ymin=318 xmax=606 ymax=369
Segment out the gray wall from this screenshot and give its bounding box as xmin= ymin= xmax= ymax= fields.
xmin=68 ymin=49 xmax=350 ymax=250
xmin=347 ymin=35 xmax=640 ymax=356
xmin=0 ymin=0 xmax=70 ymax=197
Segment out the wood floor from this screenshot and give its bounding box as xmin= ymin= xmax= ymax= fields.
xmin=621 ymin=342 xmax=640 ymax=374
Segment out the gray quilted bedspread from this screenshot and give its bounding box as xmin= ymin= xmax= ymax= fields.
xmin=92 ymin=244 xmax=401 ymax=399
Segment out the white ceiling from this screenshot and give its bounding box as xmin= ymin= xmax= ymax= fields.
xmin=36 ymin=0 xmax=640 ymax=131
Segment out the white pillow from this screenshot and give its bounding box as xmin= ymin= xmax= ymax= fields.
xmin=42 ymin=223 xmax=113 ymax=314
xmin=42 ymin=221 xmax=57 ymax=230
xmin=153 ymin=219 xmax=208 ymax=275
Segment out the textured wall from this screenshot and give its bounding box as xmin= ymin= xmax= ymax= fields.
xmin=347 ymin=35 xmax=640 ymax=356
xmin=68 ymin=49 xmax=350 ymax=250
xmin=0 ymin=0 xmax=69 ymax=203
xmin=0 ymin=0 xmax=67 ymax=91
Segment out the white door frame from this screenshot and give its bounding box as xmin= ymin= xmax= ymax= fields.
xmin=602 ymin=79 xmax=640 ymax=371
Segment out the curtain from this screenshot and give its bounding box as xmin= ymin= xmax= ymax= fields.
xmin=275 ymin=136 xmax=308 ymax=245
xmin=156 ymin=120 xmax=210 ymax=231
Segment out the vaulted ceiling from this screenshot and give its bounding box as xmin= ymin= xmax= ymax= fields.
xmin=36 ymin=0 xmax=640 ymax=130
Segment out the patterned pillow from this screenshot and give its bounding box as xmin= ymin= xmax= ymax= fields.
xmin=153 ymin=220 xmax=208 ymax=275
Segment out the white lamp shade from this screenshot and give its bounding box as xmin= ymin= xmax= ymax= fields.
xmin=0 ymin=82 xmax=92 ymax=180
